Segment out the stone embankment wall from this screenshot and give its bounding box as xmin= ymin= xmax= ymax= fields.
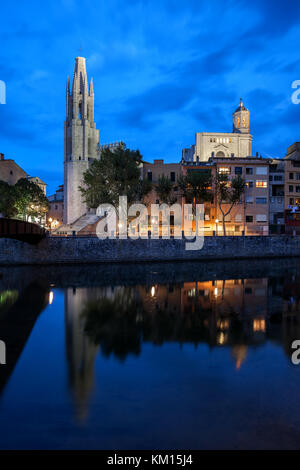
xmin=0 ymin=235 xmax=300 ymax=265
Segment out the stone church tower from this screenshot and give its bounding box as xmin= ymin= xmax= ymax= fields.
xmin=64 ymin=57 xmax=100 ymax=225
xmin=232 ymin=98 xmax=250 ymax=134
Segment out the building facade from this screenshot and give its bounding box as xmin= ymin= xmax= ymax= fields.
xmin=269 ymin=159 xmax=285 ymax=233
xmin=64 ymin=57 xmax=100 ymax=225
xmin=47 ymin=184 xmax=64 ymax=229
xmin=183 ymin=100 xmax=252 ymax=163
xmin=0 ymin=153 xmax=27 ymax=185
xmin=181 ymin=156 xmax=270 ymax=235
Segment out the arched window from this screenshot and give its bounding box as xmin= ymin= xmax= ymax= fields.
xmin=78 ymin=103 xmax=82 ymax=120
xmin=216 ymin=151 xmax=225 ymax=157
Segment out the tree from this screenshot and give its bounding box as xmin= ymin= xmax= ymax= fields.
xmin=79 ymin=145 xmax=152 ymax=210
xmin=14 ymin=178 xmax=49 ymax=222
xmin=214 ymin=173 xmax=246 ymax=236
xmin=0 ymin=181 xmax=17 ymax=218
xmin=155 ymin=175 xmax=177 ymax=205
xmin=178 ymin=171 xmax=213 ymax=213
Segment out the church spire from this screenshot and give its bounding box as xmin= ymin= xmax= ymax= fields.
xmin=89 ymin=78 xmax=94 ymax=96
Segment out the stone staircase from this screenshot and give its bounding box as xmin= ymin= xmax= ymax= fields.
xmin=55 ymin=212 xmax=102 ymax=235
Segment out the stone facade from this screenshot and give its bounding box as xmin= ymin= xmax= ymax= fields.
xmin=183 ymin=100 xmax=252 ymax=163
xmin=64 ymin=57 xmax=100 ymax=225
xmin=0 ymin=153 xmax=27 ymax=185
xmin=1 ymin=235 xmax=300 ymax=265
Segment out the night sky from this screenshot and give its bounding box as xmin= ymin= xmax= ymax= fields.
xmin=1 ymin=0 xmax=300 ymax=195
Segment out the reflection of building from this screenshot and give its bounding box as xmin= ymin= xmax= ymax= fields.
xmin=65 ymin=287 xmax=99 ymax=421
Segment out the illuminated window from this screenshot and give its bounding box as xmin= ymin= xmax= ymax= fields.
xmin=218 ymin=167 xmax=231 ymax=175
xmin=246 ymin=181 xmax=253 ymax=188
xmin=242 ymin=118 xmax=246 ymax=127
xmin=256 ymin=181 xmax=268 ymax=188
xmin=253 ymin=318 xmax=266 ymax=332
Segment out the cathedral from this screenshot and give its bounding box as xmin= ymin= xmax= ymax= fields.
xmin=182 ymin=99 xmax=252 ymax=162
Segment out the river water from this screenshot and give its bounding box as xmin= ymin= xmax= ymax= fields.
xmin=0 ymin=259 xmax=300 ymax=449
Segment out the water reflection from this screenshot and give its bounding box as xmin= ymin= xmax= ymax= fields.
xmin=60 ymin=275 xmax=300 ymax=421
xmin=2 ymin=261 xmax=300 ymax=448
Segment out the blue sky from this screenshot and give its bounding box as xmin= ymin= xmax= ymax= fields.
xmin=1 ymin=0 xmax=300 ymax=195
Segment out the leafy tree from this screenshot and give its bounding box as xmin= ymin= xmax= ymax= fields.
xmin=214 ymin=173 xmax=246 ymax=235
xmin=0 ymin=181 xmax=17 ymax=218
xmin=80 ymin=145 xmax=152 ymax=210
xmin=178 ymin=171 xmax=213 ymax=214
xmin=155 ymin=175 xmax=177 ymax=205
xmin=14 ymin=178 xmax=49 ymax=222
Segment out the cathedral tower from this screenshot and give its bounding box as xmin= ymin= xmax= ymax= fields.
xmin=64 ymin=57 xmax=100 ymax=225
xmin=232 ymin=98 xmax=250 ymax=134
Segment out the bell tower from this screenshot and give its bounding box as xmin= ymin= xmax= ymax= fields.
xmin=232 ymin=98 xmax=250 ymax=134
xmin=64 ymin=57 xmax=100 ymax=225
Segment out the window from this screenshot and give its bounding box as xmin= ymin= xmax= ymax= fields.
xmin=256 ymin=197 xmax=267 ymax=204
xmin=256 ymin=181 xmax=268 ymax=188
xmin=269 ymin=175 xmax=273 ymax=181
xmin=170 ymin=171 xmax=176 ymax=182
xmin=245 ymin=196 xmax=254 ymax=203
xmin=296 ymin=186 xmax=300 ymax=193
xmin=10 ymin=170 xmax=13 ymax=175
xmin=256 ymin=214 xmax=267 ymax=222
xmin=235 ymin=167 xmax=243 ymax=175
xmin=290 ymin=198 xmax=294 ymax=205
xmin=256 ymin=167 xmax=268 ymax=175
xmin=246 ymin=181 xmax=254 ymax=188
xmin=246 ymin=168 xmax=253 ymax=175
xmin=246 ymin=215 xmax=253 ymax=223
xmin=218 ymin=167 xmax=230 ymax=175
xmin=274 ymin=175 xmax=283 ymax=181
xmin=290 ymin=172 xmax=294 ymax=179
xmin=297 ymin=174 xmax=300 ymax=181
xmin=235 ymin=214 xmax=242 ymax=222
xmin=289 ymin=185 xmax=294 ymax=192
xmin=147 ymin=171 xmax=152 ymax=181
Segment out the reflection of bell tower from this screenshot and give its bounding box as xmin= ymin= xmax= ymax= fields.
xmin=65 ymin=287 xmax=99 ymax=422
xmin=232 ymin=98 xmax=250 ymax=134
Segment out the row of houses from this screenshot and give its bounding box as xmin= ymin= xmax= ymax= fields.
xmin=140 ymin=142 xmax=300 ymax=236
xmin=46 ymin=140 xmax=300 ymax=236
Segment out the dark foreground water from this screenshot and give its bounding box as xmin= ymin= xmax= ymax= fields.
xmin=0 ymin=259 xmax=300 ymax=449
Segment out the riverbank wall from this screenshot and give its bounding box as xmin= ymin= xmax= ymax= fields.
xmin=1 ymin=235 xmax=300 ymax=266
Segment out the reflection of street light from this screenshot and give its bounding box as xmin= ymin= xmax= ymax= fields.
xmin=215 ymin=219 xmax=219 ymax=236
xmin=49 ymin=291 xmax=54 ymax=305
